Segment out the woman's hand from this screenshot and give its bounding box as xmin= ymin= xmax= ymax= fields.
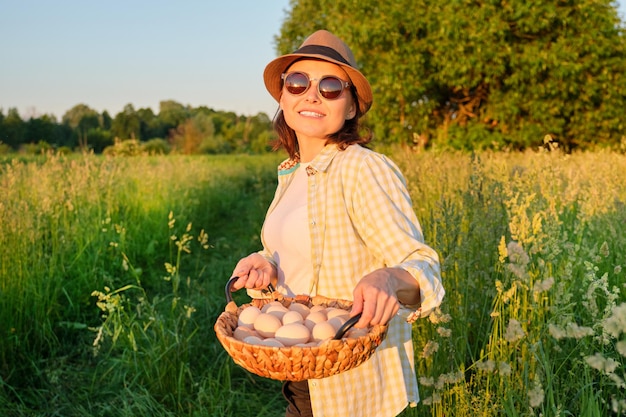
xmin=350 ymin=267 xmax=420 ymax=328
xmin=230 ymin=253 xmax=277 ymax=291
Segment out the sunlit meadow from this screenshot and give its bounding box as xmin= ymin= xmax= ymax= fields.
xmin=0 ymin=148 xmax=624 ymax=416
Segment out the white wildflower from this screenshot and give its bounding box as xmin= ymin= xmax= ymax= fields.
xmin=505 ymin=319 xmax=525 ymax=342
xmin=566 ymin=322 xmax=594 ymax=339
xmin=612 ymin=398 xmax=626 ymax=413
xmin=616 ymin=340 xmax=626 ymax=357
xmin=422 ymin=393 xmax=442 ymax=406
xmin=437 ymin=327 xmax=452 ymax=338
xmin=419 ymin=376 xmax=434 ymax=387
xmin=528 ymin=378 xmax=545 ymax=408
xmin=548 ymin=324 xmax=566 ymax=340
xmin=476 ymin=359 xmax=496 ymax=373
xmin=585 ymin=353 xmax=619 ymax=373
xmin=421 ymin=340 xmax=439 ymax=358
xmin=533 ymin=277 xmax=555 ymax=294
xmin=428 ymin=308 xmax=452 ymax=324
xmin=603 ymin=303 xmax=626 ymax=338
xmin=498 ymin=361 xmax=512 ymax=376
xmin=507 ymin=241 xmax=530 ymax=266
xmin=437 ymin=371 xmax=464 ymax=385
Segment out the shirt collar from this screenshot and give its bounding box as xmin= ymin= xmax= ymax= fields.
xmin=277 ymin=144 xmax=341 ymax=176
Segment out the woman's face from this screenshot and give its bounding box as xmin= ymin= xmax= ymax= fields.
xmin=279 ymin=59 xmax=357 ymax=144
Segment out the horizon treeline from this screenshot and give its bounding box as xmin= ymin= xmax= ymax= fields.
xmin=0 ymin=100 xmax=276 ymax=155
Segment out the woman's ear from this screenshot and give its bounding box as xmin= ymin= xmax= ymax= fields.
xmin=346 ymin=102 xmax=357 ymax=120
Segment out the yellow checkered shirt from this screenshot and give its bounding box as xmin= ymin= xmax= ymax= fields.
xmin=258 ymin=144 xmax=444 ymax=417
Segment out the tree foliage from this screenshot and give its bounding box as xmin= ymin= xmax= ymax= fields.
xmin=277 ymin=0 xmax=626 ymax=150
xmin=0 ymin=102 xmax=274 ymax=155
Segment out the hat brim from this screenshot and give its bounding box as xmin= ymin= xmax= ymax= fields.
xmin=263 ymin=53 xmax=373 ymax=115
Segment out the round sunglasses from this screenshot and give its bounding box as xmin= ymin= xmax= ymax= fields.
xmin=281 ymin=71 xmax=351 ymax=100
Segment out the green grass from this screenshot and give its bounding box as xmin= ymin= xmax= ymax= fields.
xmin=0 ymin=149 xmax=625 ymax=416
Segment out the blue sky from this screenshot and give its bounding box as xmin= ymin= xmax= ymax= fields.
xmin=1 ymin=0 xmax=624 ymax=120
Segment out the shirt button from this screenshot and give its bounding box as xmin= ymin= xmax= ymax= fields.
xmin=311 ymin=382 xmax=317 ymax=387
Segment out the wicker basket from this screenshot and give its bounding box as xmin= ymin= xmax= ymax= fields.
xmin=214 ymin=277 xmax=388 ymax=381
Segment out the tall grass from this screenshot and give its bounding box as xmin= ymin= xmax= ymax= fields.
xmin=0 ymin=149 xmax=624 ymax=416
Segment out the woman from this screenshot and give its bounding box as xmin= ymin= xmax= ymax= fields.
xmin=231 ymin=30 xmax=444 ymax=417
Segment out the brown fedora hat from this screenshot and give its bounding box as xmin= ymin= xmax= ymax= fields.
xmin=263 ymin=30 xmax=373 ymax=115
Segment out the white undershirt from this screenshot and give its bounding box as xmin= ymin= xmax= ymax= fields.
xmin=263 ymin=163 xmax=314 ymax=296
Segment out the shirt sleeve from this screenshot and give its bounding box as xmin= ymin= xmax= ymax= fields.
xmin=351 ymin=152 xmax=445 ymax=319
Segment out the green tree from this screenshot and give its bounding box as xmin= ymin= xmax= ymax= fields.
xmin=111 ymin=104 xmax=141 ymax=140
xmin=137 ymin=107 xmax=165 ymax=140
xmin=62 ymin=104 xmax=100 ymax=150
xmin=158 ymin=100 xmax=190 ymax=135
xmin=1 ymin=108 xmax=26 ymax=149
xmin=277 ymin=0 xmax=626 ymax=150
xmin=24 ymin=114 xmax=59 ymax=146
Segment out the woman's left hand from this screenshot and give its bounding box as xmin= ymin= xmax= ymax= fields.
xmin=350 ymin=267 xmax=420 ymax=328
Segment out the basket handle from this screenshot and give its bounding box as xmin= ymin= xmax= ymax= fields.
xmin=225 ymin=276 xmax=275 ymax=304
xmin=333 ymin=313 xmax=362 ymax=340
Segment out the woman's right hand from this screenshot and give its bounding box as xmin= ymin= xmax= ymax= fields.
xmin=230 ymin=253 xmax=277 ymax=291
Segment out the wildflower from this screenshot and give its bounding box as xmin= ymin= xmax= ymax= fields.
xmin=615 ymin=265 xmax=622 ymax=275
xmin=612 ymin=398 xmax=626 ymax=413
xmin=436 ymin=371 xmax=464 ymax=386
xmin=437 ymin=327 xmax=452 ymax=338
xmin=428 ymin=307 xmax=451 ymax=324
xmin=498 ymin=236 xmax=508 ymax=264
xmin=505 ymin=319 xmax=525 ymax=342
xmin=600 ymin=241 xmax=609 ymax=258
xmin=528 ymin=378 xmax=545 ymax=408
xmin=616 ymin=340 xmax=626 ymax=357
xmin=476 ymin=359 xmax=496 ymax=372
xmin=418 ymin=376 xmax=434 ymax=387
xmin=548 ymin=324 xmax=566 ymax=340
xmin=498 ymin=361 xmax=512 ymax=376
xmin=565 ymin=322 xmax=594 ymax=339
xmin=507 ymin=241 xmax=530 ymax=266
xmin=603 ymin=303 xmax=626 ymax=338
xmin=585 ymin=353 xmax=619 ymax=373
xmin=533 ymin=277 xmax=555 ymax=294
xmin=184 ymin=305 xmax=196 ymax=319
xmin=422 ymin=393 xmax=442 ymax=405
xmin=421 ymin=340 xmax=439 ymax=358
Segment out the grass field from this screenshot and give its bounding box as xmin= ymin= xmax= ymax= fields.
xmin=0 ymin=149 xmax=625 ymax=416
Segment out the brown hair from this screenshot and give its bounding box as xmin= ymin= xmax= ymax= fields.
xmin=271 ymin=88 xmax=372 ymax=160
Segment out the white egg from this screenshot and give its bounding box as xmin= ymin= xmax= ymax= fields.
xmin=259 ymin=338 xmax=285 ymax=348
xmin=253 ymin=313 xmax=282 ymax=338
xmin=326 ymin=308 xmax=350 ymax=321
xmin=304 ymin=311 xmax=327 ymax=331
xmin=233 ymin=326 xmax=257 ymax=341
xmin=243 ymin=335 xmax=263 ymax=345
xmin=265 ymin=304 xmax=289 ymax=321
xmin=237 ymin=305 xmax=262 ymax=329
xmin=310 ymin=305 xmax=327 ymax=314
xmin=275 ymin=323 xmax=311 ymax=346
xmin=282 ymin=310 xmax=304 ymax=325
xmin=327 ymin=316 xmax=348 ymax=332
xmin=312 ymin=321 xmax=337 ymax=342
xmin=288 ymin=302 xmax=310 ymax=319
xmin=261 ymin=301 xmax=284 ymax=313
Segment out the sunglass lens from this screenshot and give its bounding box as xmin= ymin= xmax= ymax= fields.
xmin=285 ymin=72 xmax=309 ymax=95
xmin=319 ymin=77 xmax=344 ymax=99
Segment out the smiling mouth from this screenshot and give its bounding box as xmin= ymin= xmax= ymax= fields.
xmin=299 ymin=110 xmax=324 ymax=118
